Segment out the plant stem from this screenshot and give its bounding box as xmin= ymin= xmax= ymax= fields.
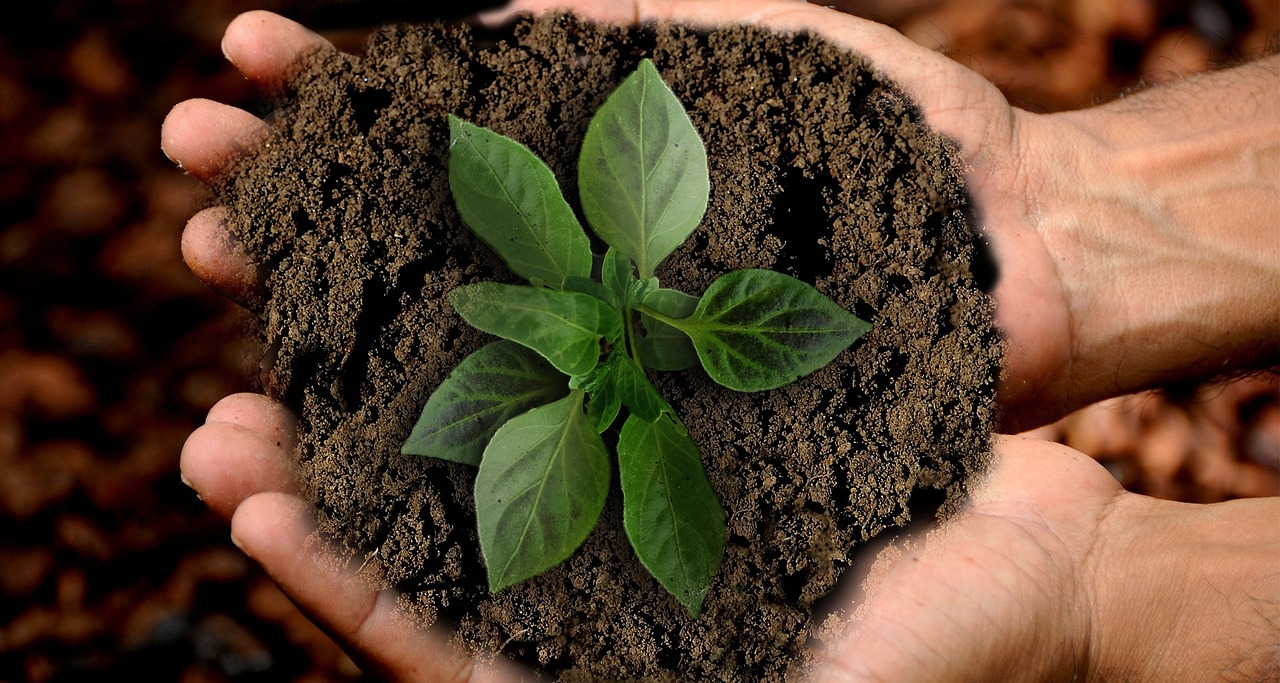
xmin=634 ymin=304 xmax=683 ymax=330
xmin=623 ymin=304 xmax=642 ymax=365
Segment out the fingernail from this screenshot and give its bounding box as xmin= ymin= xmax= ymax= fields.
xmin=230 ymin=531 xmax=244 ymax=550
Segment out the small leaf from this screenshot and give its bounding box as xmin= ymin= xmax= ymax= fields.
xmin=448 ymin=116 xmax=592 ymax=287
xmin=476 ymin=392 xmax=610 ymax=593
xmin=585 ymin=385 xmax=622 ymax=433
xmin=618 ymin=414 xmax=725 ymax=616
xmin=563 ymin=275 xmax=612 ymax=305
xmin=656 ymin=269 xmax=870 ymax=392
xmin=609 ymin=355 xmax=670 ymax=423
xmin=636 ymin=288 xmax=699 ymax=371
xmin=401 ymin=341 xmax=568 ymax=465
xmin=450 ymin=282 xmax=622 ymax=377
xmin=579 ymin=59 xmax=709 ymax=278
xmin=628 ymin=276 xmax=659 ymax=308
xmin=601 ymin=248 xmax=633 ymax=308
xmin=571 ymin=355 xmax=622 ymax=432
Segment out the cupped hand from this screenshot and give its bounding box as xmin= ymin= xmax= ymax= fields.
xmin=193 ymin=391 xmax=1116 ymax=682
xmin=184 ymin=394 xmax=1279 ymax=681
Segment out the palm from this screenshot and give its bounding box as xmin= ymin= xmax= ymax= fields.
xmin=818 ymin=436 xmax=1122 ymax=680
xmin=170 ymin=3 xmax=1102 ymax=680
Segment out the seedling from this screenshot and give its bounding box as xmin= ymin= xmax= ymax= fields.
xmin=402 ymin=59 xmax=870 ymax=616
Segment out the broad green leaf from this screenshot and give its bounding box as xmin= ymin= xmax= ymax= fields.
xmin=578 ymin=59 xmax=709 ymax=278
xmin=618 ymin=414 xmax=725 ymax=616
xmin=651 ymin=269 xmax=870 ymax=392
xmin=401 ymin=341 xmax=568 ymax=465
xmin=636 ymin=288 xmax=699 ymax=371
xmin=448 ymin=116 xmax=592 ymax=287
xmin=476 ymin=392 xmax=610 ymax=593
xmin=451 ymin=282 xmax=622 ymax=377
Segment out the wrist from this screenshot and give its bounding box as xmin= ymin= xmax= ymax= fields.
xmin=1021 ymin=59 xmax=1280 ymax=409
xmin=1087 ymin=494 xmax=1280 ymax=680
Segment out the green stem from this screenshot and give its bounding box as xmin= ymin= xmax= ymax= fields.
xmin=623 ymin=304 xmax=641 ymax=365
xmin=633 ymin=304 xmax=683 ymax=330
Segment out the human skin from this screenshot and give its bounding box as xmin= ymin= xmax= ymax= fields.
xmin=164 ymin=2 xmax=1280 ymax=680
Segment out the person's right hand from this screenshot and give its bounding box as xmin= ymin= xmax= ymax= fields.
xmin=165 ymin=0 xmax=1087 ymax=429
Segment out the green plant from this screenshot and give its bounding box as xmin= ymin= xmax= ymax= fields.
xmin=402 ymin=59 xmax=870 ymax=616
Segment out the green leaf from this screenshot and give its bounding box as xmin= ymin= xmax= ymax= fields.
xmin=636 ymin=288 xmax=699 ymax=371
xmin=618 ymin=414 xmax=725 ymax=616
xmin=570 ymin=356 xmax=622 ymax=432
xmin=476 ymin=392 xmax=610 ymax=593
xmin=609 ymin=355 xmax=670 ymax=423
xmin=562 ymin=275 xmax=611 ymax=305
xmin=450 ymin=282 xmax=622 ymax=377
xmin=652 ymin=269 xmax=870 ymax=392
xmin=628 ymin=276 xmax=659 ymax=308
xmin=448 ymin=116 xmax=592 ymax=287
xmin=601 ymin=248 xmax=633 ymax=308
xmin=401 ymin=341 xmax=568 ymax=466
xmin=578 ymin=59 xmax=709 ymax=278
xmin=585 ymin=385 xmax=622 ymax=433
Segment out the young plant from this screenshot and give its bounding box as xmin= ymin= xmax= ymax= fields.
xmin=402 ymin=59 xmax=871 ymax=616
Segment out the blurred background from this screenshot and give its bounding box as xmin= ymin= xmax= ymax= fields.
xmin=0 ymin=0 xmax=1275 ymax=680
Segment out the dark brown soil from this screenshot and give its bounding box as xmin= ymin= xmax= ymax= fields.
xmin=217 ymin=14 xmax=1002 ymax=680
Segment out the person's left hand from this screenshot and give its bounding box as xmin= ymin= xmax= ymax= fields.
xmin=187 ymin=388 xmax=1280 ymax=681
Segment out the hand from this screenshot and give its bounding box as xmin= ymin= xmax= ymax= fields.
xmin=184 ymin=392 xmax=1280 ymax=681
xmin=162 ymin=1 xmax=1085 ymax=429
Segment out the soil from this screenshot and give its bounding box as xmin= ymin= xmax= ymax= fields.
xmin=216 ymin=14 xmax=1002 ymax=680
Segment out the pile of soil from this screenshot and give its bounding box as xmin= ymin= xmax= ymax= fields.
xmin=218 ymin=13 xmax=1002 ymax=680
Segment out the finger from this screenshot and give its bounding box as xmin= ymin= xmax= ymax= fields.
xmin=205 ymin=392 xmax=298 ymax=451
xmin=181 ymin=394 xmax=301 ymax=518
xmin=495 ymin=0 xmax=1007 ymax=160
xmin=481 ymin=0 xmax=639 ymax=24
xmin=232 ymin=492 xmax=525 ymax=682
xmin=161 ymin=98 xmax=272 ymax=184
xmin=221 ymin=10 xmax=334 ymax=92
xmin=181 ymin=206 xmax=264 ymax=308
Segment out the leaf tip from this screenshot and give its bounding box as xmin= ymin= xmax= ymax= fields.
xmin=678 ymin=587 xmax=708 ymax=618
xmin=447 ymin=114 xmax=472 ymax=145
xmin=486 ymin=573 xmax=513 ymax=595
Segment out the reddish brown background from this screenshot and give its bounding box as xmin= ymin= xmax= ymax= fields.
xmin=1 ymin=1 xmax=1275 ymax=680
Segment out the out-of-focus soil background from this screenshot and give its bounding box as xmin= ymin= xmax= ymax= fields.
xmin=1 ymin=0 xmax=1275 ymax=679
